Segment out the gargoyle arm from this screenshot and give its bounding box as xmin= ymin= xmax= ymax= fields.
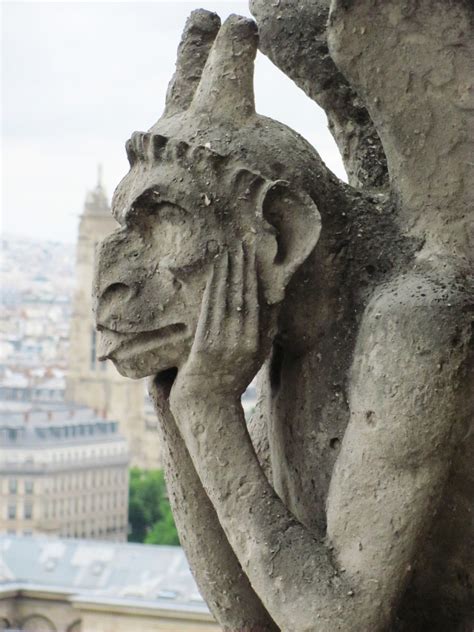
xmin=327 ymin=272 xmax=471 ymax=630
xmin=171 ymin=390 xmax=353 ymax=631
xmin=149 ymin=378 xmax=278 ymax=632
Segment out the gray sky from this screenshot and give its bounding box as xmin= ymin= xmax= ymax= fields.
xmin=2 ymin=1 xmax=346 ymax=243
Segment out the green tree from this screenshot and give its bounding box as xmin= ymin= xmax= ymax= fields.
xmin=145 ymin=502 xmax=180 ymax=546
xmin=128 ymin=468 xmax=179 ymax=545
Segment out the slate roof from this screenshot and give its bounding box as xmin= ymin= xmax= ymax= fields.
xmin=0 ymin=535 xmax=207 ymax=613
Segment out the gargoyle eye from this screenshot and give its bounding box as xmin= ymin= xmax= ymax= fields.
xmin=166 ymin=260 xmax=203 ymax=279
xmin=164 ymin=244 xmax=219 ymax=280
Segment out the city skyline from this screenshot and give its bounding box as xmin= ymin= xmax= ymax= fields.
xmin=2 ymin=1 xmax=346 ymax=243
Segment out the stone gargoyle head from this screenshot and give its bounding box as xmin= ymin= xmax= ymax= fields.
xmin=93 ymin=12 xmax=322 ymax=379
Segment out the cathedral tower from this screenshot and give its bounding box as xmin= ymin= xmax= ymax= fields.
xmin=66 ymin=168 xmax=159 ymax=467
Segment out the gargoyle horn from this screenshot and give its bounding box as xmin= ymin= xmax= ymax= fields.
xmin=189 ymin=14 xmax=258 ymax=123
xmin=164 ymin=9 xmax=221 ymax=118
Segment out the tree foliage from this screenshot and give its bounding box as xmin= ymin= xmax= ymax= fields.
xmin=128 ymin=468 xmax=179 ymax=545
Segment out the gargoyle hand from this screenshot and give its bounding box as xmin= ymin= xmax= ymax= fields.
xmin=171 ymin=241 xmax=260 ymax=405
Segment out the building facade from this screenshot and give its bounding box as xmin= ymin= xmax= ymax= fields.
xmin=0 ymin=396 xmax=129 ymax=541
xmin=65 ymin=170 xmax=161 ymax=468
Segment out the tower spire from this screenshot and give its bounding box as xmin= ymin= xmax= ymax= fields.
xmin=83 ymin=164 xmax=109 ymax=215
xmin=97 ymin=163 xmax=103 ymax=189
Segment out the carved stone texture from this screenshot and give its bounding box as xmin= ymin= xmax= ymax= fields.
xmin=93 ymin=4 xmax=473 ymax=632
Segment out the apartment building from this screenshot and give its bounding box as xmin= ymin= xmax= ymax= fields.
xmin=0 ymin=397 xmax=129 ymax=541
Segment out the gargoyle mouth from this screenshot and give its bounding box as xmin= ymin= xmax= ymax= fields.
xmin=97 ymin=323 xmax=187 ymax=360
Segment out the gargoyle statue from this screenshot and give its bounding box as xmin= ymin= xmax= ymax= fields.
xmin=93 ymin=5 xmax=473 ymax=631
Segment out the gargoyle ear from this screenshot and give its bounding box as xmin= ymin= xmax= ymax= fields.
xmin=163 ymin=9 xmax=221 ymax=118
xmin=260 ymin=182 xmax=321 ymax=305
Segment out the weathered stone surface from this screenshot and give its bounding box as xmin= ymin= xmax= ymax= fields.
xmin=93 ymin=4 xmax=473 ymax=631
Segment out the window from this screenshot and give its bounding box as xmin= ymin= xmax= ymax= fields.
xmin=24 ymin=502 xmax=33 ymax=520
xmin=8 ymin=504 xmax=16 ymax=520
xmin=8 ymin=479 xmax=17 ymax=494
xmin=24 ymin=480 xmax=34 ymax=494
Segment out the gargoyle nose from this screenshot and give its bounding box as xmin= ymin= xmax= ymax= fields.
xmin=99 ymin=282 xmax=134 ymax=305
xmin=93 ymin=228 xmax=148 ymax=331
xmin=95 ymin=280 xmax=139 ymax=326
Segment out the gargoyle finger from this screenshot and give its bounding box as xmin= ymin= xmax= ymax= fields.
xmin=209 ymin=251 xmax=229 ymax=340
xmin=243 ymin=240 xmax=259 ymax=345
xmin=193 ymin=259 xmax=216 ymax=347
xmin=228 ymin=242 xmax=245 ymax=313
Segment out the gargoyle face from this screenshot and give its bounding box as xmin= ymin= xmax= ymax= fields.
xmin=93 ymin=198 xmax=223 ymax=379
xmin=93 ymin=136 xmax=234 ymax=379
xmin=93 ymin=135 xmax=267 ymax=379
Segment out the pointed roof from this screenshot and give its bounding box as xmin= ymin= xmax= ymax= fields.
xmin=84 ymin=164 xmax=110 ymax=215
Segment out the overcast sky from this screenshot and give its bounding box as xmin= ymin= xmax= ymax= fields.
xmin=2 ymin=1 xmax=346 ymax=244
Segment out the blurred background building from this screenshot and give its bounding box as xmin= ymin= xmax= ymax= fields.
xmin=0 ymin=535 xmax=218 ymax=631
xmin=0 ymin=391 xmax=129 ymax=541
xmin=1 ymin=172 xmax=162 ymax=484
